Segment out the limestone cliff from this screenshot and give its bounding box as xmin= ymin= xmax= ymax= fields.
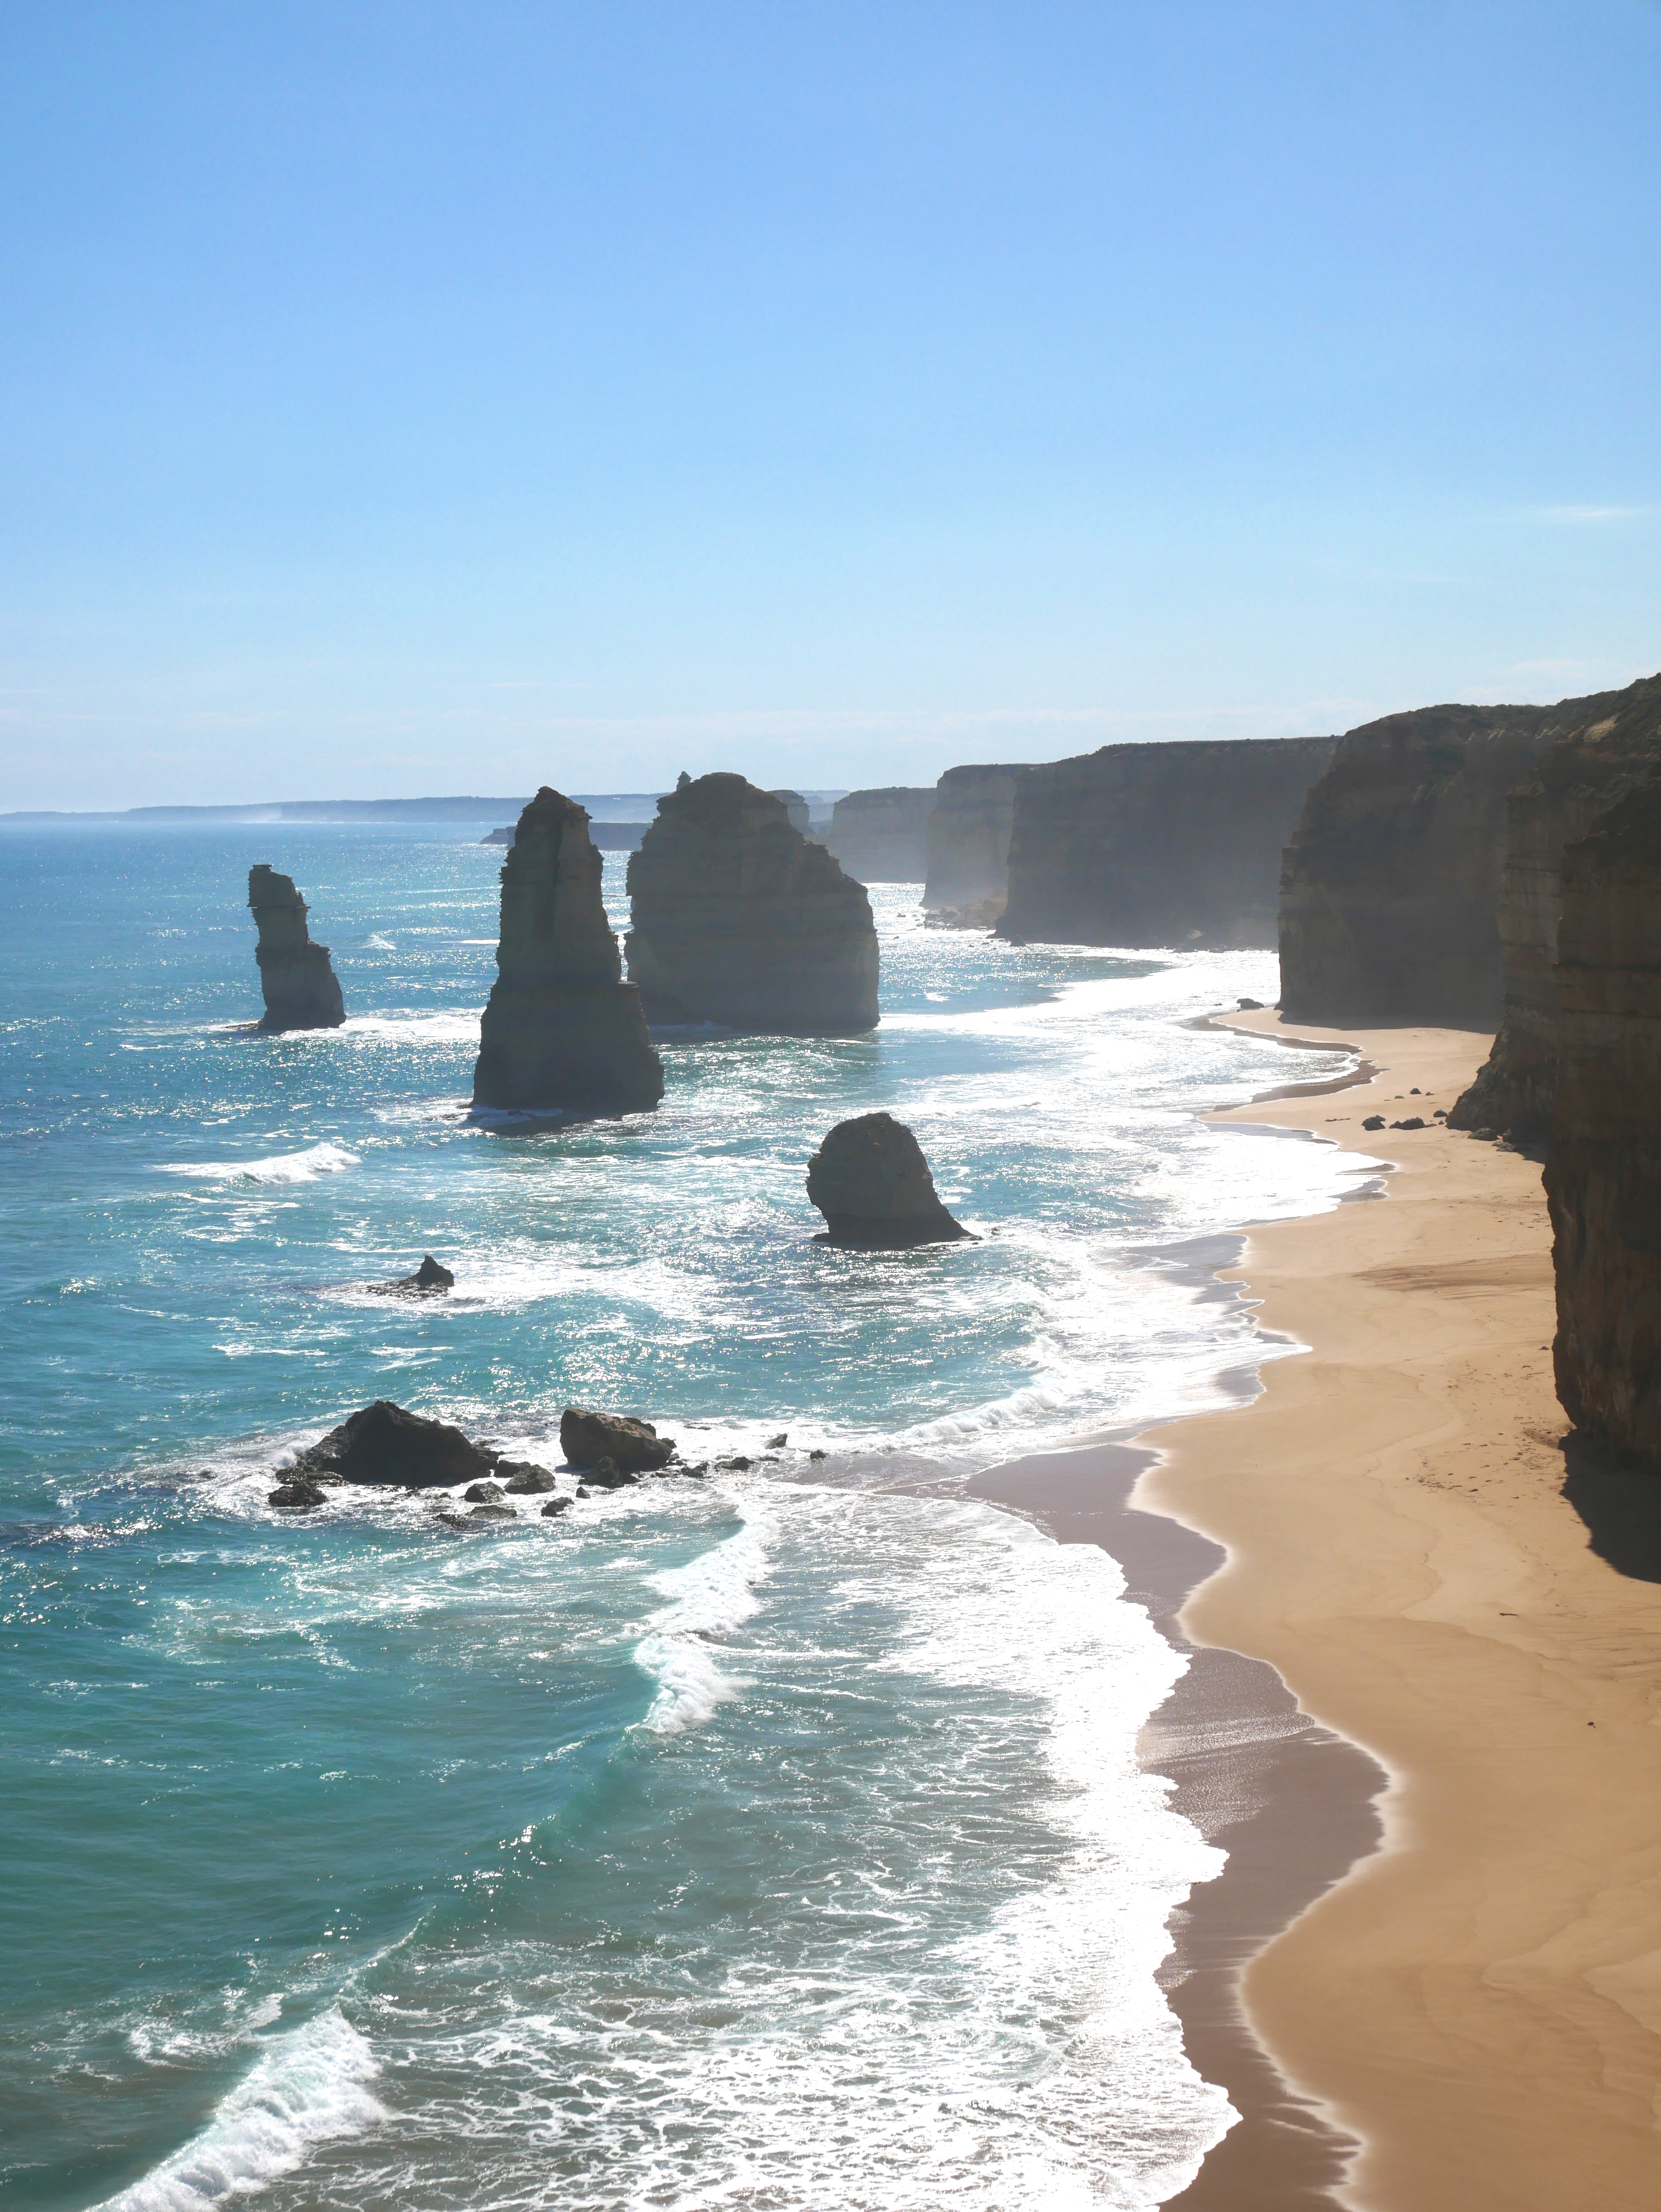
xmin=1544 ymin=764 xmax=1661 ymax=1462
xmin=826 ymin=787 xmax=935 ymax=883
xmin=998 ymin=738 xmax=1335 ymax=948
xmin=248 ymin=866 xmax=345 ymax=1030
xmin=625 ymin=774 xmax=878 ymax=1033
xmin=1277 ymin=702 xmax=1618 ymax=1025
xmin=1450 ymin=677 xmax=1661 ymax=1141
xmin=768 ymin=790 xmax=811 ymax=836
xmin=472 ymin=787 xmax=664 ymax=1114
xmin=922 ymin=765 xmax=1020 ymax=925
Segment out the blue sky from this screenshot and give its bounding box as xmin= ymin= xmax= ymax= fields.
xmin=2 ymin=0 xmax=1659 ymax=807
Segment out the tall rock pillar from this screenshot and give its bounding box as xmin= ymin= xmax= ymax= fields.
xmin=248 ymin=866 xmax=346 ymax=1031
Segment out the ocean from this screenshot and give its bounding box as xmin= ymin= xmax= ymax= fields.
xmin=0 ymin=824 xmax=1362 ymax=2211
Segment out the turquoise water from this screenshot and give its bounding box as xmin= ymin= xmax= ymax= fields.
xmin=1 ymin=826 xmax=1359 ymax=2210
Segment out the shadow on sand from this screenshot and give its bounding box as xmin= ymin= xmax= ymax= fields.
xmin=1561 ymin=1427 xmax=1661 ymax=1584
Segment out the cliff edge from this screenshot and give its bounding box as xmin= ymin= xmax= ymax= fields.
xmin=248 ymin=865 xmax=345 ymax=1031
xmin=826 ymin=787 xmax=935 ymax=883
xmin=626 ymin=774 xmax=879 ymax=1033
xmin=1545 ymin=764 xmax=1661 ymax=1463
xmin=472 ymin=787 xmax=664 ymax=1115
xmin=923 ymin=765 xmax=1020 ymax=925
xmin=998 ymin=738 xmax=1335 ymax=948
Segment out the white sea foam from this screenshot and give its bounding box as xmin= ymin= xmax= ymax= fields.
xmin=633 ymin=1492 xmax=772 ymax=1734
xmin=158 ymin=1143 xmax=360 ymax=1185
xmin=92 ymin=2008 xmax=383 ymax=2212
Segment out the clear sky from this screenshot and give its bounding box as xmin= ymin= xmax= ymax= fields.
xmin=2 ymin=0 xmax=1659 ymax=808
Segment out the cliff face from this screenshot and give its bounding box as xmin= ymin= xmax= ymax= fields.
xmin=1450 ymin=677 xmax=1661 ymax=1141
xmin=997 ymin=738 xmax=1335 ymax=949
xmin=826 ymin=787 xmax=935 ymax=883
xmin=1277 ymin=704 xmax=1602 ymax=1025
xmin=472 ymin=787 xmax=664 ymax=1114
xmin=1544 ymin=765 xmax=1661 ymax=1462
xmin=248 ymin=865 xmax=345 ymax=1030
xmin=626 ymin=774 xmax=878 ymax=1033
xmin=922 ymin=765 xmax=1020 ymax=924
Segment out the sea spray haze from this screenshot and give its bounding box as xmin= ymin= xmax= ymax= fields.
xmin=0 ymin=824 xmax=1365 ymax=2210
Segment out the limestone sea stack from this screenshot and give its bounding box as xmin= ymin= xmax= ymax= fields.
xmin=826 ymin=787 xmax=936 ymax=883
xmin=472 ymin=787 xmax=664 ymax=1115
xmin=1450 ymin=676 xmax=1661 ymax=1145
xmin=923 ymin=765 xmax=1021 ymax=926
xmin=1277 ymin=700 xmax=1608 ymax=1026
xmin=625 ymin=774 xmax=879 ymax=1033
xmin=1544 ymin=764 xmax=1661 ymax=1463
xmin=248 ymin=866 xmax=346 ymax=1030
xmin=805 ymin=1112 xmax=968 ymax=1246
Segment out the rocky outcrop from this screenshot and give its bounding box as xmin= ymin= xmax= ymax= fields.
xmin=625 ymin=774 xmax=879 ymax=1033
xmin=268 ymin=1474 xmax=328 ymax=1510
xmin=1545 ymin=764 xmax=1661 ymax=1462
xmin=295 ymin=1400 xmax=497 ymax=1487
xmin=473 ymin=788 xmax=664 ymax=1114
xmin=999 ymin=738 xmax=1336 ymax=948
xmin=374 ymin=1255 xmax=453 ymax=1297
xmin=923 ymin=765 xmax=1020 ymax=925
xmin=805 ymin=1112 xmax=968 ymax=1246
xmin=1275 ymin=702 xmax=1628 ymax=1025
xmin=826 ymin=788 xmax=935 ymax=883
xmin=1449 ymin=678 xmax=1661 ymax=1142
xmin=248 ymin=866 xmax=345 ymax=1030
xmin=560 ymin=1407 xmax=676 ymax=1473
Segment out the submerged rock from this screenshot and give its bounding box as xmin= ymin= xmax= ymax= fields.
xmin=559 ymin=1407 xmax=675 ymax=1474
xmin=297 ymin=1400 xmax=495 ymax=1488
xmin=248 ymin=865 xmax=346 ymax=1031
xmin=268 ymin=1475 xmax=329 ymax=1510
xmin=1545 ymin=764 xmax=1661 ymax=1463
xmin=805 ymin=1113 xmax=969 ymax=1247
xmin=374 ymin=1254 xmax=454 ymax=1297
xmin=625 ymin=774 xmax=879 ymax=1033
xmin=472 ymin=787 xmax=664 ymax=1116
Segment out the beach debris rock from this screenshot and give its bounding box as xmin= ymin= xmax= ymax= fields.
xmin=268 ymin=1475 xmax=329 ymax=1510
xmin=559 ymin=1407 xmax=675 ymax=1474
xmin=806 ymin=1112 xmax=969 ymax=1248
xmin=296 ymin=1400 xmax=496 ymax=1488
xmin=1390 ymin=1117 xmax=1427 ymax=1130
xmin=1362 ymin=1114 xmax=1386 ymax=1131
xmin=1545 ymin=763 xmax=1661 ymax=1463
xmin=625 ymin=773 xmax=879 ymax=1033
xmin=248 ymin=865 xmax=346 ymax=1031
xmin=472 ymin=787 xmax=664 ymax=1116
xmin=1449 ymin=675 xmax=1661 ymax=1144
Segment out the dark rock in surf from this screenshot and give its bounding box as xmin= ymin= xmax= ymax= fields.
xmin=472 ymin=787 xmax=664 ymax=1116
xmin=463 ymin=1479 xmax=505 ymax=1503
xmin=559 ymin=1407 xmax=675 ymax=1474
xmin=248 ymin=865 xmax=346 ymax=1031
xmin=268 ymin=1475 xmax=329 ymax=1510
xmin=297 ymin=1400 xmax=495 ymax=1488
xmin=541 ymin=1496 xmax=571 ymax=1516
xmin=468 ymin=1503 xmax=515 ymax=1520
xmin=500 ymin=1462 xmax=556 ymax=1493
xmin=375 ymin=1254 xmax=454 ymax=1297
xmin=805 ymin=1112 xmax=969 ymax=1248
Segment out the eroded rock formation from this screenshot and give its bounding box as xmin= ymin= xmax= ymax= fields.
xmin=294 ymin=1400 xmax=497 ymax=1487
xmin=923 ymin=765 xmax=1020 ymax=925
xmin=248 ymin=866 xmax=345 ymax=1030
xmin=805 ymin=1112 xmax=968 ymax=1246
xmin=827 ymin=787 xmax=935 ymax=883
xmin=373 ymin=1254 xmax=454 ymax=1296
xmin=1450 ymin=678 xmax=1661 ymax=1142
xmin=473 ymin=788 xmax=664 ymax=1115
xmin=1545 ymin=764 xmax=1661 ymax=1462
xmin=999 ymin=738 xmax=1336 ymax=948
xmin=560 ymin=1407 xmax=676 ymax=1474
xmin=1276 ymin=701 xmax=1619 ymax=1025
xmin=625 ymin=774 xmax=878 ymax=1033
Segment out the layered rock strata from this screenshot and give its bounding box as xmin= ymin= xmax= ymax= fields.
xmin=626 ymin=774 xmax=878 ymax=1033
xmin=248 ymin=865 xmax=345 ymax=1030
xmin=923 ymin=765 xmax=1020 ymax=925
xmin=826 ymin=787 xmax=935 ymax=883
xmin=805 ymin=1112 xmax=968 ymax=1246
xmin=999 ymin=738 xmax=1336 ymax=948
xmin=1276 ymin=698 xmax=1637 ymax=1026
xmin=1450 ymin=677 xmax=1661 ymax=1142
xmin=473 ymin=788 xmax=664 ymax=1114
xmin=1544 ymin=764 xmax=1661 ymax=1462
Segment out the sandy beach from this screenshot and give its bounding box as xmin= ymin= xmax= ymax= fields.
xmin=1128 ymin=1012 xmax=1661 ymax=2210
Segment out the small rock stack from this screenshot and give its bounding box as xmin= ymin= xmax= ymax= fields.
xmin=805 ymin=1112 xmax=968 ymax=1247
xmin=248 ymin=866 xmax=346 ymax=1031
xmin=473 ymin=787 xmax=664 ymax=1115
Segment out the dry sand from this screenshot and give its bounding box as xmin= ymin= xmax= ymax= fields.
xmin=1129 ymin=1012 xmax=1661 ymax=2211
